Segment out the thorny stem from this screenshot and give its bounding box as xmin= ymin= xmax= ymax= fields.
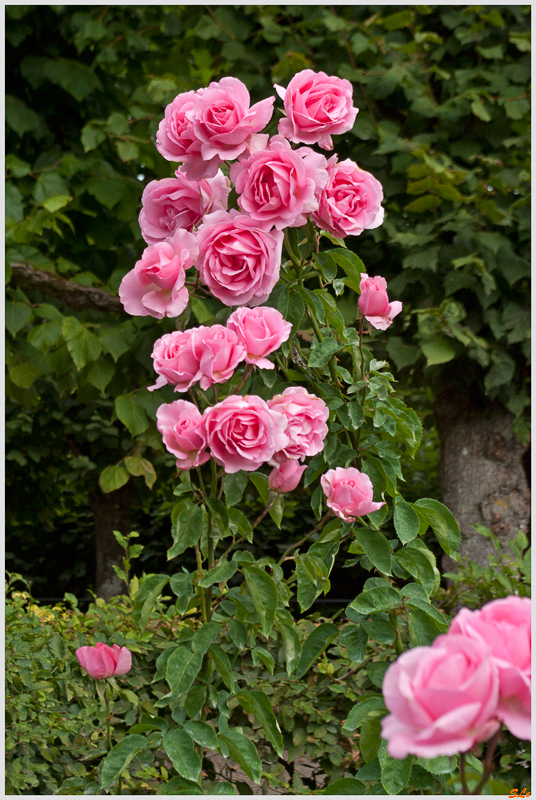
xmin=470 ymin=726 xmax=503 ymax=795
xmin=278 ymin=511 xmax=333 ymax=565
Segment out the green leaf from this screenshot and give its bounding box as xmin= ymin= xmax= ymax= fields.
xmin=100 ymin=734 xmax=148 ymax=791
xmin=347 ymin=583 xmax=401 ymax=615
xmin=198 ymin=559 xmax=237 ymax=588
xmin=43 ymin=195 xmax=71 ymax=212
xmin=360 ymin=713 xmax=383 ymax=762
xmin=6 ymin=302 xmax=33 ymax=336
xmin=115 ymin=394 xmax=149 ymax=436
xmin=6 ymin=183 xmax=24 ymax=221
xmin=415 ymin=755 xmax=457 ymax=774
xmin=169 ymin=573 xmax=192 ymax=615
xmin=363 ymin=615 xmax=396 ymax=645
xmin=381 ymin=9 xmax=413 ymax=30
xmin=379 ymin=739 xmax=412 ymax=794
xmin=62 ymin=317 xmax=102 ymax=370
xmin=33 ymin=172 xmax=70 ymax=205
xmin=248 ymin=472 xmax=269 ymax=504
xmin=227 ymin=618 xmax=247 ymax=650
xmin=168 ymin=504 xmax=207 ymax=559
xmin=211 ymin=782 xmax=238 ymax=795
xmin=124 ymin=456 xmax=157 ymax=489
xmin=6 ymin=95 xmax=42 ymax=137
xmin=166 ymin=647 xmax=204 ymax=695
xmin=308 ymin=338 xmax=343 ymax=368
xmin=99 ymin=464 xmax=130 ymax=493
xmin=218 ymin=731 xmax=262 ymax=784
xmin=414 ymin=498 xmax=460 ymax=557
xmin=343 ymin=697 xmax=387 ymax=732
xmin=354 ymin=528 xmax=392 ymax=575
xmin=329 ymin=248 xmax=365 ymax=292
xmin=243 ymin=566 xmax=278 ymax=636
xmin=9 ymin=363 xmax=39 ymax=389
xmin=117 ymin=140 xmax=139 ymax=162
xmin=234 ymin=690 xmax=283 ymax=757
xmin=42 ymin=58 xmax=101 ymax=101
xmin=407 ymin=607 xmax=444 ymax=646
xmin=276 ymin=618 xmax=301 ymax=675
xmin=183 ymin=721 xmax=218 ymax=751
xmin=323 ymin=778 xmax=366 ymax=794
xmin=296 ymin=555 xmax=323 ymax=612
xmin=98 ymin=327 xmax=136 ymax=362
xmin=278 ymin=285 xmax=305 ymax=329
xmin=86 ymin=359 xmax=115 ymax=392
xmin=81 ymin=122 xmax=106 ymax=152
xmin=222 ymin=472 xmax=248 ymax=507
xmin=395 ymin=547 xmax=436 ymax=595
xmin=420 ymin=336 xmax=457 ymax=366
xmin=339 ymin=623 xmax=368 ymax=663
xmin=294 ymin=622 xmax=338 ymax=679
xmin=394 ymin=500 xmax=421 ymax=544
xmin=209 ymin=645 xmax=238 ymax=693
xmin=191 ymin=622 xmax=220 ymax=656
xmin=162 ymin=728 xmax=201 ymax=783
xmin=405 ymin=195 xmax=441 ymax=213
xmin=133 ymin=574 xmax=169 ymax=629
xmin=5 ymin=155 xmax=31 ymax=177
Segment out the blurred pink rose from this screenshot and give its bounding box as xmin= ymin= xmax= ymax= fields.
xmin=139 ymin=171 xmax=230 ymax=245
xmin=268 ymin=460 xmax=307 ymax=493
xmin=312 ymin=157 xmax=384 ymax=238
xmin=202 ymin=394 xmax=289 ymax=473
xmin=76 ymin=643 xmax=132 ymax=679
xmin=197 ymin=210 xmax=283 ymax=307
xmin=320 ymin=467 xmax=385 ymax=521
xmin=119 ymin=228 xmax=197 ymax=319
xmin=268 ymin=387 xmax=329 ymax=463
xmin=148 ymin=330 xmax=201 ymax=392
xmin=381 ymin=635 xmax=501 ymax=759
xmin=227 ymin=306 xmax=292 ymax=369
xmin=230 ymin=135 xmax=328 ymax=231
xmin=189 ymin=77 xmax=274 ymax=164
xmin=358 ymin=274 xmax=402 ymax=331
xmin=275 ymin=70 xmax=358 ymax=150
xmin=156 ymin=400 xmax=210 ymax=469
xmin=449 ymin=597 xmax=531 ymax=740
xmin=191 ymin=325 xmax=246 ymax=390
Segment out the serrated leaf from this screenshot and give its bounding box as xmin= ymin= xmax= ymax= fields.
xmin=183 ymin=721 xmax=218 ymax=751
xmin=329 ymin=248 xmax=365 ymax=292
xmin=133 ymin=574 xmax=169 ymax=629
xmin=6 ymin=302 xmax=33 ymax=336
xmin=414 ymin=498 xmax=460 ymax=557
xmin=169 ymin=573 xmax=192 ymax=615
xmin=276 ymin=618 xmax=301 ymax=675
xmin=323 ymin=778 xmax=366 ymax=795
xmin=308 ymin=338 xmax=343 ymax=368
xmin=208 ymin=645 xmax=237 ymax=693
xmin=191 ymin=622 xmax=220 ymax=656
xmin=9 ymin=363 xmax=39 ymax=389
xmin=218 ymin=731 xmax=262 ymax=784
xmin=115 ymin=394 xmax=149 ymax=436
xmin=198 ymin=559 xmax=237 ymax=588
xmin=62 ymin=317 xmax=102 ymax=370
xmin=168 ymin=505 xmax=207 ymax=559
xmin=100 ymin=734 xmax=148 ymax=791
xmin=339 ymin=623 xmax=368 ymax=663
xmin=86 ymin=359 xmax=115 ymax=392
xmin=294 ymin=622 xmax=338 ymax=679
xmin=234 ymin=690 xmax=283 ymax=757
xmin=347 ymin=583 xmax=401 ymax=615
xmin=162 ymin=728 xmax=201 ymax=783
xmin=166 ymin=647 xmax=203 ymax=695
xmin=343 ymin=697 xmax=387 ymax=732
xmin=243 ymin=566 xmax=277 ymax=636
xmin=394 ymin=500 xmax=421 ymax=544
xmin=222 ymin=471 xmax=248 ymax=507
xmin=354 ymin=528 xmax=392 ymax=575
xmin=420 ymin=336 xmax=457 ymax=366
xmin=379 ymin=738 xmax=412 ymax=794
xmin=99 ymin=464 xmax=129 ymax=494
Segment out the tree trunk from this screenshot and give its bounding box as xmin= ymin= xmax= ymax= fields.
xmin=89 ymin=483 xmax=133 ymax=601
xmin=434 ymin=386 xmax=530 ymax=573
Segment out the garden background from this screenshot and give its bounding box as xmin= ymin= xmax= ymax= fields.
xmin=5 ymin=4 xmax=531 ymax=796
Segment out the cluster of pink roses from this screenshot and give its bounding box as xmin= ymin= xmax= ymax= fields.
xmin=381 ymin=595 xmax=531 ymax=759
xmin=119 ymin=70 xmax=387 ymax=318
xmin=156 ymin=386 xmax=329 ymax=475
xmin=148 ymin=306 xmax=292 ymax=393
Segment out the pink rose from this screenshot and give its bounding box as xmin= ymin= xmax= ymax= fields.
xmin=148 ymin=330 xmax=201 ymax=393
xmin=275 ymin=70 xmax=358 ymax=150
xmin=230 ymin=135 xmax=328 ymax=231
xmin=119 ymin=228 xmax=197 ymax=319
xmin=449 ymin=597 xmax=531 ymax=740
xmin=189 ymin=77 xmax=274 ymax=164
xmin=76 ymin=643 xmax=132 ymax=679
xmin=358 ymin=274 xmax=402 ymax=331
xmin=191 ymin=325 xmax=246 ymax=390
xmin=156 ymin=400 xmax=210 ymax=470
xmin=320 ymin=467 xmax=385 ymax=521
xmin=196 ymin=210 xmax=283 ymax=307
xmin=139 ymin=171 xmax=230 ymax=245
xmin=381 ymin=635 xmax=501 ymax=759
xmin=268 ymin=460 xmax=307 ymax=493
xmin=268 ymin=387 xmax=329 ymax=463
xmin=226 ymin=307 xmax=292 ymax=369
xmin=156 ymin=88 xmax=221 ymax=181
xmin=311 ymin=157 xmax=384 ymax=238
xmin=202 ymin=394 xmax=289 ymax=474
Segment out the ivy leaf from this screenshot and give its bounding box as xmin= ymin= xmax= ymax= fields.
xmin=115 ymin=394 xmax=150 ymax=436
xmin=62 ymin=317 xmax=102 ymax=370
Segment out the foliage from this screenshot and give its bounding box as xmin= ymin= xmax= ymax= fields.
xmin=5 ymin=4 xmax=530 ymax=591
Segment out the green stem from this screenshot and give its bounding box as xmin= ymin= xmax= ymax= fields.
xmin=278 ymin=511 xmax=332 ymax=565
xmin=235 ymin=364 xmax=253 ymax=394
xmin=460 ymin=752 xmax=469 ymax=795
xmin=284 ymin=230 xmax=301 ymax=270
xmin=216 ymin=496 xmax=277 ymax=564
xmin=470 ymin=726 xmax=503 ymax=795
xmin=355 ymin=315 xmax=367 ymax=460
xmin=104 ymin=686 xmax=112 ymax=752
xmin=195 ymin=543 xmax=207 ymax=624
xmin=388 ymin=610 xmax=404 ymax=656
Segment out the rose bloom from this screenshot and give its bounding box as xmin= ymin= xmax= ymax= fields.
xmin=227 ymin=306 xmax=292 ymax=369
xmin=449 ymin=597 xmax=531 ymax=741
xmin=76 ymin=643 xmax=132 ymax=680
xmin=275 ymin=69 xmax=358 ymax=150
xmin=189 ymin=76 xmax=275 ymax=164
xmin=139 ymin=171 xmax=230 ymax=245
xmin=197 ymin=209 xmax=283 ymax=307
xmin=311 ymin=157 xmax=384 ymax=238
xmin=268 ymin=387 xmax=329 ymax=463
xmin=268 ymin=460 xmax=307 ymax=494
xmin=119 ymin=228 xmax=197 ymax=319
xmin=230 ymin=135 xmax=328 ymax=231
xmin=191 ymin=325 xmax=246 ymax=390
xmin=202 ymin=394 xmax=289 ymax=473
xmin=156 ymin=400 xmax=210 ymax=470
xmin=320 ymin=467 xmax=385 ymax=521
xmin=358 ymin=274 xmax=402 ymax=331
xmin=156 ymin=88 xmax=222 ymax=181
xmin=148 ymin=330 xmax=202 ymax=393
xmin=381 ymin=635 xmax=501 ymax=759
